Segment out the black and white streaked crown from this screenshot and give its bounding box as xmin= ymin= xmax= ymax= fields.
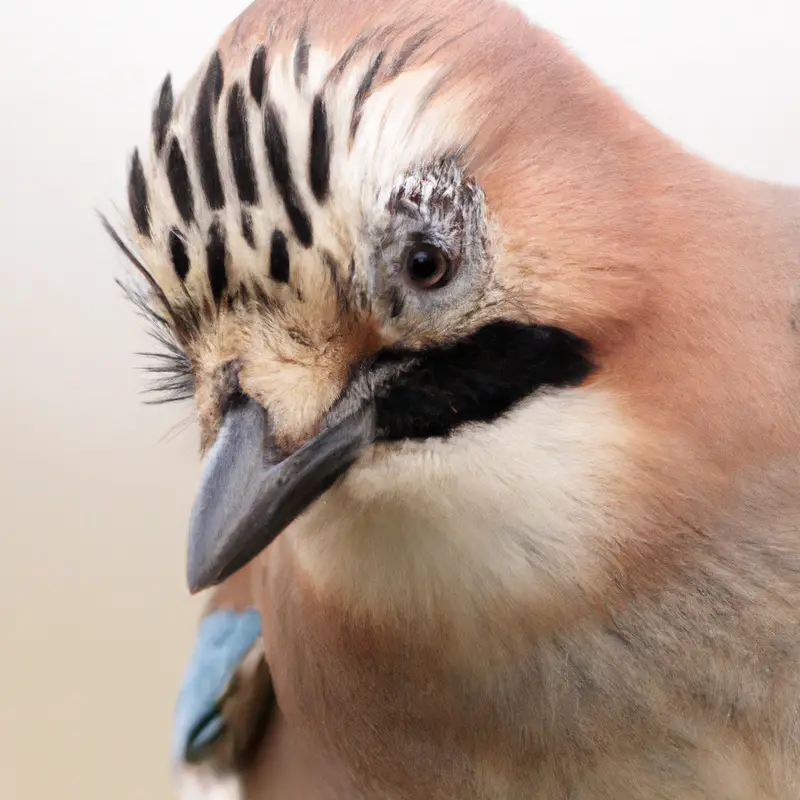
xmin=112 ymin=25 xmax=470 ymax=347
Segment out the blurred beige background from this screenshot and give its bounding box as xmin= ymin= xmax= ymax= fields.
xmin=0 ymin=0 xmax=797 ymax=798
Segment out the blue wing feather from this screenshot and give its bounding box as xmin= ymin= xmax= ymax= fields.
xmin=172 ymin=608 xmax=263 ymax=765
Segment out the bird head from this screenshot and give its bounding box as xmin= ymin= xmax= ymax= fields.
xmin=108 ymin=0 xmax=798 ymax=629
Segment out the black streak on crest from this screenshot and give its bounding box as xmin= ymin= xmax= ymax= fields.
xmin=226 ymin=82 xmax=260 ymax=206
xmin=309 ymin=95 xmax=331 ymax=202
xmin=322 ymin=250 xmax=350 ymax=311
xmin=264 ymin=102 xmax=313 ymax=247
xmin=152 ymin=74 xmax=173 ymax=156
xmin=193 ymin=51 xmax=226 ymax=211
xmin=206 ymin=219 xmax=228 ymax=304
xmin=169 ymin=228 xmax=190 ymax=281
xmin=385 ymin=28 xmax=435 ymax=78
xmin=293 ymin=27 xmax=310 ymax=89
xmin=350 ymin=51 xmax=385 ymax=144
xmin=128 ymin=149 xmax=151 ymax=237
xmin=269 ymin=229 xmax=290 ymax=283
xmin=209 ymin=51 xmax=224 ymax=102
xmin=241 ymin=209 xmax=255 ymax=248
xmin=166 ymin=139 xmax=195 ymax=223
xmin=249 ymin=44 xmax=268 ymax=104
xmin=326 ymin=35 xmax=368 ymax=88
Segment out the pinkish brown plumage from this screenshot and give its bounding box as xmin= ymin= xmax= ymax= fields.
xmin=107 ymin=0 xmax=800 ymax=797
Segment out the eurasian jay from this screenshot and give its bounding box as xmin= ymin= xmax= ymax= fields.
xmin=104 ymin=0 xmax=800 ymax=796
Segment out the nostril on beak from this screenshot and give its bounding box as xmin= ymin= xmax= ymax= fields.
xmin=211 ymin=360 xmax=284 ymax=462
xmin=215 ymin=359 xmax=246 ymax=416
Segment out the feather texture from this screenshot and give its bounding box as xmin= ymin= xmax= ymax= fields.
xmin=104 ymin=1 xmax=800 ymax=798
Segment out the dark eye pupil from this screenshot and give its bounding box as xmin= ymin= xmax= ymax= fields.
xmin=410 ymin=249 xmax=438 ymax=279
xmin=405 ymin=244 xmax=450 ymax=289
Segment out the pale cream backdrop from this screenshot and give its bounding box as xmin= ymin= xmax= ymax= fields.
xmin=0 ymin=0 xmax=797 ymax=798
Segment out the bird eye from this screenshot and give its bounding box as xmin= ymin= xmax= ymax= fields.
xmin=404 ymin=244 xmax=452 ymax=290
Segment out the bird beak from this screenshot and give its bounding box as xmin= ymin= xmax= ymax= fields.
xmin=186 ymin=396 xmax=376 ymax=593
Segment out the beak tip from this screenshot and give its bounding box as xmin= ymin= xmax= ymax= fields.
xmin=186 ymin=572 xmax=207 ymax=596
xmin=183 ymin=399 xmax=376 ymax=598
xmin=186 ymin=530 xmax=241 ymax=594
xmin=186 ymin=551 xmax=217 ymax=595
